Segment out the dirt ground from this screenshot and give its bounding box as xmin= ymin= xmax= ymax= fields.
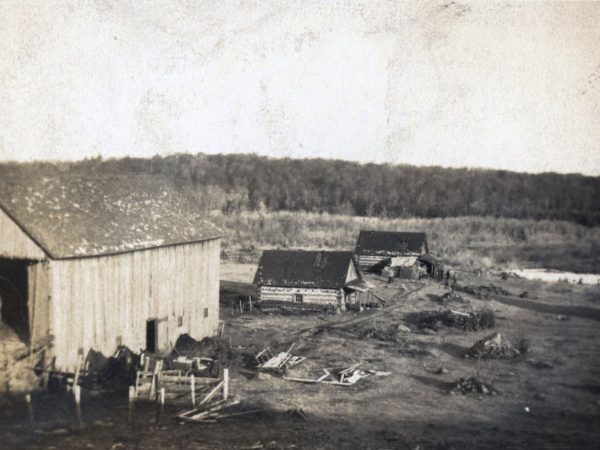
xmin=1 ymin=262 xmax=599 ymax=449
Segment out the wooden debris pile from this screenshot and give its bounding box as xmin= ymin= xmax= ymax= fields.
xmin=283 ymin=363 xmax=390 ymax=386
xmin=451 ymin=376 xmax=498 ymax=396
xmin=465 ymin=333 xmax=521 ymax=359
xmin=133 ymin=354 xmax=223 ymax=405
xmin=410 ymin=308 xmax=496 ymax=332
xmin=255 ymin=344 xmax=305 ymax=372
xmin=176 ymin=371 xmax=263 ymax=423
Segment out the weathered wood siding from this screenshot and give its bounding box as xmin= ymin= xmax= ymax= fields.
xmin=358 ymin=253 xmax=420 ymax=271
xmin=0 ymin=209 xmax=46 ymax=259
xmin=46 ymin=238 xmax=220 ymax=371
xmin=28 ymin=261 xmax=51 ymax=345
xmin=259 ymin=286 xmax=340 ymax=305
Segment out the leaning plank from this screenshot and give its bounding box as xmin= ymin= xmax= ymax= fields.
xmin=177 ymin=416 xmax=217 ymax=424
xmin=199 ymin=380 xmax=224 ymax=405
xmin=179 ymin=399 xmax=228 ymax=418
xmin=211 ymin=409 xmax=265 ymax=420
xmin=190 ymin=400 xmax=241 ymax=419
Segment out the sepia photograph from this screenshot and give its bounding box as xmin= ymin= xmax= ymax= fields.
xmin=0 ymin=1 xmax=599 ymax=448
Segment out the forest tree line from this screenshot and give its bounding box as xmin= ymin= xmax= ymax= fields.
xmin=2 ymin=153 xmax=599 ymax=225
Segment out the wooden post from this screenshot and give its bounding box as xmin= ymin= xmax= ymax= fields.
xmin=239 ymin=299 xmax=243 ymax=313
xmin=190 ymin=374 xmax=196 ymax=407
xmin=248 ymin=296 xmax=253 ymax=311
xmin=25 ymin=394 xmax=33 ymax=423
xmin=128 ymin=385 xmax=136 ymax=402
xmin=73 ymin=354 xmax=82 ymax=388
xmin=223 ymin=369 xmax=229 ymax=401
xmin=74 ymin=385 xmax=81 ymax=404
xmin=128 ymin=386 xmax=135 ymax=426
xmin=158 ymin=388 xmax=165 ymax=422
xmin=73 ymin=385 xmax=82 ymax=429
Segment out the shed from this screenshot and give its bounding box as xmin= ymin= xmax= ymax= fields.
xmin=253 ymin=250 xmax=364 ymax=310
xmin=0 ymin=170 xmax=222 ymax=371
xmin=354 ymin=230 xmax=428 ymax=272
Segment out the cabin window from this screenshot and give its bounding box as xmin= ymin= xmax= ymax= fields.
xmin=203 ymin=307 xmax=209 ymax=318
xmin=294 ymin=294 xmax=303 ymax=303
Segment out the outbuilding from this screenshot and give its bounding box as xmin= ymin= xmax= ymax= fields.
xmin=253 ymin=250 xmax=365 ymax=310
xmin=354 ymin=230 xmax=429 ymax=275
xmin=0 ymin=171 xmax=221 ymax=372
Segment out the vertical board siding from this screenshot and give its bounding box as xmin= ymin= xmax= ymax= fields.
xmin=27 ymin=261 xmax=51 ymax=344
xmin=48 ymin=239 xmax=220 ymax=371
xmin=0 ymin=209 xmax=46 ymax=259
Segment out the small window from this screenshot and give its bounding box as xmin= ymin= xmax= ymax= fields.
xmin=177 ymin=316 xmax=183 ymax=327
xmin=294 ymin=294 xmax=303 ymax=303
xmin=203 ymin=307 xmax=209 ymax=318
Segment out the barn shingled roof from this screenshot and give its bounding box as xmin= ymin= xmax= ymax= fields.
xmin=253 ymin=250 xmax=359 ymax=289
xmin=0 ymin=169 xmax=222 ymax=259
xmin=355 ymin=230 xmax=428 ymax=256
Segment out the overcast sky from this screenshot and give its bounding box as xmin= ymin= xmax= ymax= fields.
xmin=1 ymin=1 xmax=599 ymax=175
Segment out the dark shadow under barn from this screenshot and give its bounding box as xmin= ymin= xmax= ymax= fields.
xmin=0 ymin=257 xmax=30 ymax=343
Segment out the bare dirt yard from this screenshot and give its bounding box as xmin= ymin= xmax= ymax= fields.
xmin=1 ymin=262 xmax=599 ymax=449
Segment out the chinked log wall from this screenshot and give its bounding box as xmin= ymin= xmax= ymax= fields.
xmin=259 ymin=286 xmax=341 ymax=305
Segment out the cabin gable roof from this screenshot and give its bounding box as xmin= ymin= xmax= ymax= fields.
xmin=355 ymin=230 xmax=428 ymax=256
xmin=253 ymin=250 xmax=360 ymax=289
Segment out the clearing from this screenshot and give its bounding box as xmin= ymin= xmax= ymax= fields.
xmin=0 ymin=262 xmax=599 ymax=449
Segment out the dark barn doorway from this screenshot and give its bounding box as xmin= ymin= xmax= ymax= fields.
xmin=0 ymin=257 xmax=30 ymax=342
xmin=146 ymin=319 xmax=157 ymax=353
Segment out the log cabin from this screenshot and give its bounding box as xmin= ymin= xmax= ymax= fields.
xmin=0 ymin=171 xmax=222 ymax=372
xmin=354 ymin=230 xmax=429 ymax=275
xmin=253 ymin=250 xmax=365 ymax=311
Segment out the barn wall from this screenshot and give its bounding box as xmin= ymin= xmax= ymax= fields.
xmin=47 ymin=238 xmax=220 ymax=371
xmin=28 ymin=261 xmax=51 ymax=345
xmin=259 ymin=286 xmax=340 ymax=305
xmin=0 ymin=209 xmax=46 ymax=260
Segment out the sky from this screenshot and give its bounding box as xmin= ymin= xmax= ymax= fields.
xmin=0 ymin=0 xmax=599 ymax=175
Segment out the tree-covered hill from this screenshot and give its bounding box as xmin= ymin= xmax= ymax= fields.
xmin=1 ymin=153 xmax=599 ymax=225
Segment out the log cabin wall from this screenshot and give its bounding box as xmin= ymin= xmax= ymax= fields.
xmin=259 ymin=286 xmax=340 ymax=305
xmin=45 ymin=238 xmax=220 ymax=371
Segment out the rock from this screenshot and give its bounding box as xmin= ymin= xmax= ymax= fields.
xmin=436 ymin=366 xmax=449 ymax=375
xmin=397 ymin=324 xmax=411 ymax=333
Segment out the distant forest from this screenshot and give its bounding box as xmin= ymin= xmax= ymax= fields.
xmin=2 ymin=153 xmax=600 ymax=225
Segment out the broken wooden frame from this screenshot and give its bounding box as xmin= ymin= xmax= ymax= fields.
xmin=284 ymin=363 xmax=390 ymax=386
xmin=133 ymin=355 xmax=228 ymax=407
xmin=255 ymin=343 xmax=305 ymax=371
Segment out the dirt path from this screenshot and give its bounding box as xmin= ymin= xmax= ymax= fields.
xmin=490 ymin=294 xmax=600 ymax=321
xmin=294 ymin=283 xmax=430 ymax=335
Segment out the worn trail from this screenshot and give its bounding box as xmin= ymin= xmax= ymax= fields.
xmin=294 ymin=284 xmax=430 ymax=336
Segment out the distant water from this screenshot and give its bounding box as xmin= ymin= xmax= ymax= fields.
xmin=513 ymin=269 xmax=600 ymax=285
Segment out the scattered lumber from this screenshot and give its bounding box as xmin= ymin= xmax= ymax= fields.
xmin=255 ymin=343 xmax=305 ymax=371
xmin=283 ymin=363 xmax=369 ymax=386
xmin=175 ymin=370 xmax=247 ymax=423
